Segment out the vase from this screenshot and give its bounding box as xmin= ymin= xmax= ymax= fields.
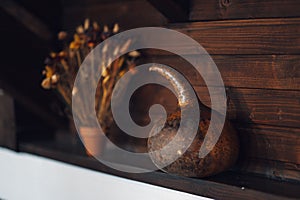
xmin=79 ymin=127 xmax=105 ymax=156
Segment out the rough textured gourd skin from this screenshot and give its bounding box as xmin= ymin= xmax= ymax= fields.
xmin=147 ymin=109 xmax=239 ymax=178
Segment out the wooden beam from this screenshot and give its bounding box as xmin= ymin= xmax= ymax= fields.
xmin=0 ymin=80 xmax=63 ymax=129
xmin=168 ymin=18 xmax=300 ymax=55
xmin=19 ymin=141 xmax=300 ymax=199
xmin=0 ymin=0 xmax=52 ymax=40
xmin=0 ymin=89 xmax=16 ymax=150
xmin=146 ymin=0 xmax=189 ymax=22
xmin=142 ymin=54 xmax=300 ymax=90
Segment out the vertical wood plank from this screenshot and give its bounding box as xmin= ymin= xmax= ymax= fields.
xmin=0 ymin=89 xmax=16 ymax=150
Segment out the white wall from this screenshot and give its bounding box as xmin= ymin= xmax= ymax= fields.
xmin=0 ymin=148 xmax=211 ymax=200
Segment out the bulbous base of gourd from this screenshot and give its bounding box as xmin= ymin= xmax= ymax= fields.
xmin=147 ymin=111 xmax=239 ymax=178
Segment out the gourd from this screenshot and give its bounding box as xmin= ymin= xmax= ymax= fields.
xmin=147 ymin=65 xmax=239 ymax=177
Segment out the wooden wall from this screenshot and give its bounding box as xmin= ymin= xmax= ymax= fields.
xmin=61 ymin=0 xmax=300 ymax=182
xmin=188 ymin=1 xmax=300 ymax=182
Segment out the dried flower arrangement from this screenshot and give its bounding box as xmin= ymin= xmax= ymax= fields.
xmin=41 ymin=19 xmax=140 ymax=134
xmin=40 ymin=20 xmax=239 ymax=175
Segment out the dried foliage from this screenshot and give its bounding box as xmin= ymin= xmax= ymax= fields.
xmin=41 ymin=19 xmax=139 ymax=131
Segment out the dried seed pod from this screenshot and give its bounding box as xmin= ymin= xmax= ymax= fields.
xmin=103 ymin=25 xmax=109 ymax=33
xmin=113 ymin=23 xmax=119 ymax=33
xmin=128 ymin=50 xmax=140 ymax=57
xmin=76 ymin=25 xmax=84 ymax=34
xmin=45 ymin=66 xmax=54 ymax=78
xmin=50 ymin=52 xmax=57 ymax=58
xmin=93 ymin=21 xmax=100 ymax=31
xmin=84 ymin=18 xmax=90 ymax=30
xmin=58 ymin=31 xmax=67 ymax=40
xmin=69 ymin=41 xmax=80 ymax=50
xmin=51 ymin=74 xmax=59 ymax=84
xmin=58 ymin=51 xmax=67 ymax=58
xmin=101 ymin=25 xmax=110 ymax=40
xmin=87 ymin=41 xmax=95 ymax=48
xmin=41 ymin=78 xmax=51 ymax=89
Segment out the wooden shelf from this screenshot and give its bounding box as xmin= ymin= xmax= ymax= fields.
xmin=18 ymin=139 xmax=300 ymax=200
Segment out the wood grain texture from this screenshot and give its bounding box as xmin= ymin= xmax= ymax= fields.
xmin=167 ymin=18 xmax=300 ymax=55
xmin=143 ymin=54 xmax=300 ymax=90
xmin=131 ymin=83 xmax=300 ymax=129
xmin=238 ymin=158 xmax=300 ymax=182
xmin=195 ymin=87 xmax=300 ymax=129
xmin=236 ymin=124 xmax=300 ymax=164
xmin=190 ymin=0 xmax=300 ymax=21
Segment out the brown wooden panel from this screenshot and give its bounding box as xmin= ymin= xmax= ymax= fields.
xmin=190 ymin=0 xmax=300 ymax=21
xmin=131 ymin=80 xmax=300 ymax=128
xmin=168 ymin=18 xmax=300 ymax=55
xmin=63 ymin=0 xmax=166 ymax=31
xmin=195 ymin=87 xmax=300 ymax=129
xmin=238 ymin=158 xmax=300 ymax=182
xmin=0 ymin=90 xmax=16 ymax=150
xmin=143 ymin=54 xmax=300 ymax=90
xmin=236 ymin=124 xmax=300 ymax=164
